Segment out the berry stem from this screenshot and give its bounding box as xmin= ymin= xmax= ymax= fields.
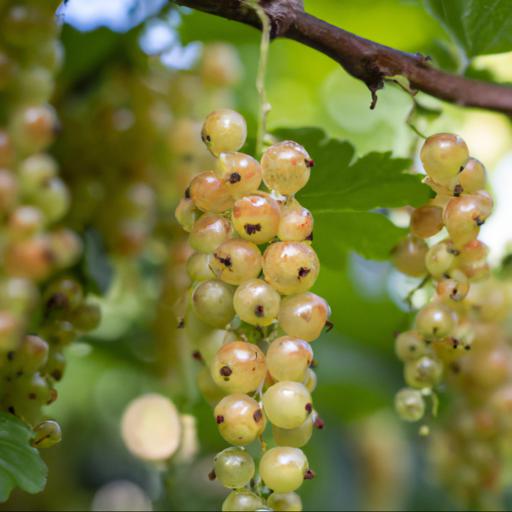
xmin=246 ymin=0 xmax=271 ymax=156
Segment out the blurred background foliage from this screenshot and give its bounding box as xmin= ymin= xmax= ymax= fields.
xmin=3 ymin=0 xmax=512 ymax=510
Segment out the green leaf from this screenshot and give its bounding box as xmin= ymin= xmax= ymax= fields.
xmin=314 ymin=211 xmax=408 ymax=262
xmin=0 ymin=413 xmax=47 ymax=502
xmin=274 ymin=128 xmax=430 ymax=211
xmin=424 ymin=0 xmax=512 ymax=57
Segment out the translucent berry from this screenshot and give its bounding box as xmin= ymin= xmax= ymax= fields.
xmin=232 ymin=193 xmax=280 ymax=244
xmin=272 ymin=416 xmax=313 ymax=448
xmin=213 ymin=447 xmax=255 ymax=489
xmin=189 ymin=213 xmax=232 ymax=253
xmin=216 ymin=152 xmax=262 ymax=198
xmin=263 ymin=381 xmax=312 ymax=429
xmin=395 ymin=330 xmax=427 ymax=362
xmin=436 ymin=269 xmax=470 ymax=302
xmin=303 ymin=368 xmax=317 ymax=393
xmin=192 ymin=280 xmax=235 ymax=328
xmin=0 ymin=169 xmax=18 ymax=213
xmin=11 ymin=104 xmax=58 ymax=153
xmin=211 ymin=341 xmax=266 ymax=393
xmin=259 ymin=447 xmax=309 ymax=493
xmin=175 ymin=197 xmax=200 ymax=232
xmin=267 ymin=336 xmax=313 ymax=382
xmin=395 ymin=388 xmax=425 ymax=422
xmin=189 ymin=171 xmax=234 ymax=213
xmin=222 ymin=490 xmax=263 ymax=512
xmin=278 ymin=292 xmax=330 ymax=342
xmin=212 ymin=239 xmax=262 ymax=285
xmin=263 ymin=242 xmax=319 ymax=295
xmin=391 ymin=235 xmax=428 ymax=277
xmin=267 ymin=492 xmax=303 ymax=512
xmin=457 ymin=157 xmax=486 ymax=194
xmin=420 ymin=133 xmax=469 ymax=186
xmin=233 ymin=278 xmax=280 ymax=327
xmin=425 ymin=241 xmax=457 ymax=278
xmin=32 ymin=420 xmax=62 ymax=448
xmin=404 ymin=356 xmax=443 ymax=389
xmin=214 ymin=393 xmax=265 ymax=445
xmin=202 ymin=109 xmax=247 ymax=157
xmin=186 ymin=253 xmax=216 ymax=281
xmin=443 ymin=194 xmax=492 ymax=246
xmin=278 ymin=199 xmax=313 ymax=242
xmin=415 ymin=302 xmax=456 ymax=339
xmin=261 ymin=141 xmax=313 ymax=195
xmin=410 ymin=205 xmax=443 ymax=239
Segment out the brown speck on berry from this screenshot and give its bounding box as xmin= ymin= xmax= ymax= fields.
xmin=229 ymin=172 xmax=241 ymax=184
xmin=305 ymin=403 xmax=313 ymax=414
xmin=305 ymin=232 xmax=313 ymax=241
xmin=192 ymin=350 xmax=203 ymax=362
xmin=298 ymin=266 xmax=310 ymax=279
xmin=208 ymin=470 xmax=216 ymax=481
xmin=325 ymin=320 xmax=334 ymax=332
xmin=216 ymin=415 xmax=224 ymax=424
xmin=253 ymin=409 xmax=263 ymax=422
xmin=184 ymin=187 xmax=191 ymax=199
xmin=244 ymin=223 xmax=262 ymax=235
xmin=254 ymin=305 xmax=264 ymax=317
xmin=475 ymin=217 xmax=485 ymax=226
xmin=177 ymin=318 xmax=185 ymax=329
xmin=220 ymin=366 xmax=232 ymax=378
xmin=453 ymin=184 xmax=463 ymax=197
xmin=305 ymin=159 xmax=314 ymax=168
xmin=214 ymin=253 xmax=232 ymax=268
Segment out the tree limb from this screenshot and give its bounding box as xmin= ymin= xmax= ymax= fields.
xmin=173 ymin=0 xmax=512 ymax=115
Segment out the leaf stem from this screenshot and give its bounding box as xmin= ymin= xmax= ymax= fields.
xmin=246 ymin=0 xmax=271 ymax=156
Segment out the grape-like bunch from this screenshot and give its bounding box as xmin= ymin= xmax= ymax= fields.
xmin=175 ymin=109 xmax=329 ymax=511
xmin=391 ymin=133 xmax=512 ymax=504
xmin=0 ymin=1 xmax=100 ymax=443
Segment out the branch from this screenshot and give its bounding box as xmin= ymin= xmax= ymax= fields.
xmin=173 ymin=0 xmax=512 ymax=115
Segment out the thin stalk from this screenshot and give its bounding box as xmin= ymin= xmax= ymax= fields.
xmin=246 ymin=0 xmax=271 ymax=156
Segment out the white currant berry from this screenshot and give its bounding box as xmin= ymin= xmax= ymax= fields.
xmin=212 ymin=239 xmax=262 ymax=285
xmin=211 ymin=341 xmax=266 ymax=393
xmin=278 ymin=292 xmax=330 ymax=342
xmin=391 ymin=234 xmax=428 ymax=277
xmin=266 ymin=336 xmax=313 ymax=382
xmin=410 ymin=205 xmax=443 ymax=239
xmin=189 ymin=171 xmax=234 ymax=213
xmin=216 ymin=152 xmax=262 ymax=198
xmin=272 ymin=416 xmax=313 ymax=448
xmin=259 ymin=447 xmax=309 ymax=493
xmin=202 ymin=109 xmax=247 ymax=157
xmin=189 ymin=212 xmax=232 ymax=253
xmin=231 ymin=192 xmax=280 ymax=244
xmin=261 ymin=141 xmax=313 ymax=195
xmin=213 ymin=447 xmax=255 ymax=489
xmin=192 ymin=279 xmax=235 ymax=328
xmin=404 ymin=356 xmax=443 ymax=389
xmin=420 ymin=133 xmax=469 ymax=186
xmin=233 ymin=278 xmax=281 ymax=327
xmin=214 ymin=393 xmax=265 ymax=445
xmin=415 ymin=302 xmax=456 ymax=339
xmin=263 ymin=381 xmax=312 ymax=429
xmin=278 ymin=198 xmax=313 ymax=242
xmin=395 ymin=330 xmax=427 ymax=362
xmin=395 ymin=388 xmax=425 ymax=422
xmin=222 ymin=490 xmax=264 ymax=512
xmin=263 ymin=242 xmax=319 ymax=295
xmin=267 ymin=492 xmax=303 ymax=512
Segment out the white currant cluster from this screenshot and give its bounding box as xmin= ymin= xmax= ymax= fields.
xmin=175 ymin=108 xmax=330 ymax=512
xmin=392 ymin=133 xmax=498 ymax=423
xmin=0 ymin=1 xmax=102 ymax=448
